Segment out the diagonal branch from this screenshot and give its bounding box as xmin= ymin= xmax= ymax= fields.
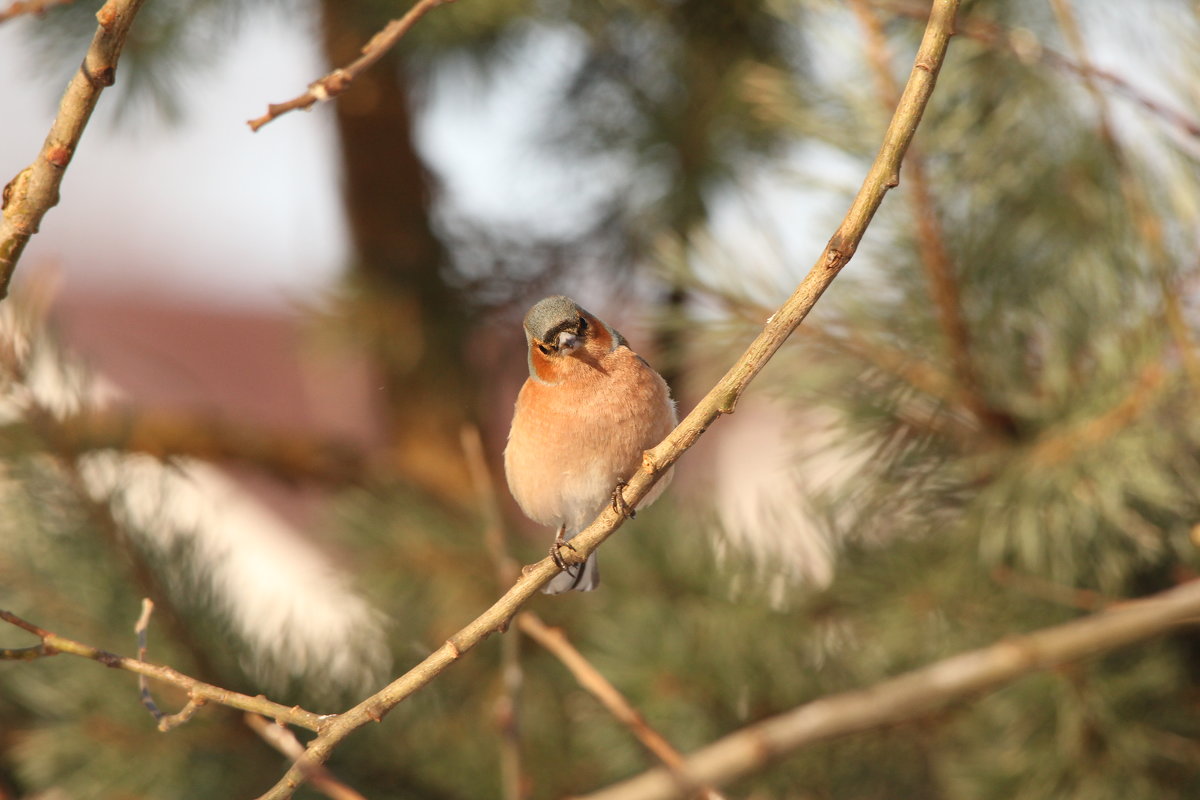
xmin=247 ymin=0 xmax=452 ymax=132
xmin=0 ymin=609 xmax=326 ymax=731
xmin=245 ymin=714 xmax=367 ymax=800
xmin=252 ymin=3 xmax=962 ymax=798
xmin=576 ymin=579 xmax=1200 ymax=800
xmin=0 ymin=0 xmax=148 ymax=300
xmin=516 ymin=613 xmax=726 ymax=800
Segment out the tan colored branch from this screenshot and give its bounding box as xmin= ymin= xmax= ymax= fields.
xmin=0 ymin=609 xmax=326 ymax=731
xmin=245 ymin=714 xmax=367 ymax=800
xmin=0 ymin=0 xmax=148 ymax=300
xmin=0 ymin=0 xmax=72 ymax=22
xmin=247 ymin=0 xmax=452 ymax=132
xmin=576 ymin=579 xmax=1200 ymax=800
xmin=252 ymin=3 xmax=962 ymax=798
xmin=517 ymin=613 xmax=725 ymax=800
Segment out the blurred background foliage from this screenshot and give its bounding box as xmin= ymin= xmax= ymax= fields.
xmin=4 ymin=0 xmax=1200 ymax=798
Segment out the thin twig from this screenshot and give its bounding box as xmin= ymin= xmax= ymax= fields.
xmin=251 ymin=3 xmax=962 ymax=798
xmin=0 ymin=0 xmax=72 ymax=22
xmin=245 ymin=714 xmax=367 ymax=800
xmin=575 ymin=578 xmax=1200 ymax=800
xmin=0 ymin=609 xmax=326 ymax=730
xmin=0 ymin=644 xmax=48 ymax=660
xmin=517 ymin=613 xmax=726 ymax=800
xmin=247 ymin=0 xmax=453 ymax=132
xmin=135 ymin=597 xmax=166 ymax=725
xmin=849 ymin=0 xmax=1012 ymax=437
xmin=133 ymin=598 xmax=207 ymax=732
xmin=0 ymin=0 xmax=149 ymax=299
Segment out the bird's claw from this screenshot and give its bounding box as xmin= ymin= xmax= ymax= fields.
xmin=550 ymin=541 xmax=576 ymax=570
xmin=611 ymin=479 xmax=636 ymax=519
xmin=551 ymin=524 xmax=577 ymax=570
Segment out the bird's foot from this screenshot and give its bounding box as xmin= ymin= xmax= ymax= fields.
xmin=550 ymin=524 xmax=576 ymax=570
xmin=611 ymin=479 xmax=636 ymax=519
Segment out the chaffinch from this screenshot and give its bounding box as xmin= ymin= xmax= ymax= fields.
xmin=505 ymin=296 xmax=678 ymax=593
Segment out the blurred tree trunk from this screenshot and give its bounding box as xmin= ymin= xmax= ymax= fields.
xmin=320 ymin=0 xmax=474 ymax=506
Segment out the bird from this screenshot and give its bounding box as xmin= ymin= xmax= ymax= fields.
xmin=504 ymin=295 xmax=678 ymax=594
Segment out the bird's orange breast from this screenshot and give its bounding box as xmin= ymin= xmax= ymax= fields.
xmin=505 ymin=344 xmax=676 ymax=531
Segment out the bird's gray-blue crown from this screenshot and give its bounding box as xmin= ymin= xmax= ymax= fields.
xmin=523 ymin=295 xmax=584 ymax=345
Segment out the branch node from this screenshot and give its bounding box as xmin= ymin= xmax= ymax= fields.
xmin=716 ymin=390 xmax=740 ymax=415
xmin=824 ymin=249 xmax=847 ymax=271
xmin=44 ymin=146 xmax=72 ymax=168
xmin=85 ymin=62 xmax=117 ymax=88
xmin=95 ymin=0 xmax=116 ymax=27
xmin=0 ymin=608 xmax=50 ymax=637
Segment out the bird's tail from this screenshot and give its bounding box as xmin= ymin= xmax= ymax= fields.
xmin=543 ymin=551 xmax=600 ymax=594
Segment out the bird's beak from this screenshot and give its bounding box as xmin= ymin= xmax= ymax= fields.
xmin=555 ymin=330 xmax=580 ymax=352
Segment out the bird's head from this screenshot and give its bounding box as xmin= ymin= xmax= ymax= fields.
xmin=522 ymin=295 xmax=626 ymax=382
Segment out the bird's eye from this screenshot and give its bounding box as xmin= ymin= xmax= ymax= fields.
xmin=578 ymin=317 xmax=588 ymax=333
xmin=538 ymin=343 xmax=551 ymax=355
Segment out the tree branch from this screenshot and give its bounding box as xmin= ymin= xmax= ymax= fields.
xmin=575 ymin=579 xmax=1200 ymax=800
xmin=247 ymin=0 xmax=452 ymax=132
xmin=0 ymin=0 xmax=148 ymax=300
xmin=516 ymin=613 xmax=726 ymax=800
xmin=0 ymin=609 xmax=327 ymax=731
xmin=245 ymin=714 xmax=368 ymax=800
xmin=252 ymin=2 xmax=962 ymax=797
